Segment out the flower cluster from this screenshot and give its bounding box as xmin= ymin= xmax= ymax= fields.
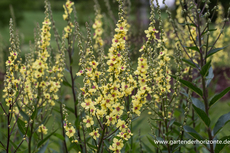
xmin=92 ymin=13 xmax=104 ymax=49
xmin=38 ymin=124 xmax=48 ymax=135
xmin=77 ymin=0 xmax=134 ymax=152
xmin=63 ymin=0 xmax=74 ymax=38
xmin=63 ymin=0 xmax=74 ymax=20
xmin=64 ymin=123 xmax=76 ymax=138
xmin=3 ymin=19 xmax=19 ymax=107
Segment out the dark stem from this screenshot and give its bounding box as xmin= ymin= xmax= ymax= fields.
xmin=6 ymin=106 xmax=10 ymax=153
xmin=196 ymin=2 xmax=214 ymax=152
xmin=67 ymin=34 xmax=83 ymax=151
xmin=192 ymin=109 xmax=197 ymax=152
xmin=60 ymin=104 xmax=68 ymax=153
xmin=28 ymin=122 xmax=34 ymax=153
xmin=97 ymin=124 xmax=106 ymax=153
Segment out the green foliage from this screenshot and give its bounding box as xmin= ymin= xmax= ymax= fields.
xmin=0 ymin=0 xmax=29 ymax=27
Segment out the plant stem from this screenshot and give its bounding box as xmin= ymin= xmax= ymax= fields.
xmin=67 ymin=34 xmax=83 ymax=151
xmin=6 ymin=107 xmax=10 ymax=153
xmin=97 ymin=125 xmax=106 ymax=153
xmin=28 ymin=122 xmax=33 ymax=153
xmin=196 ymin=2 xmax=214 ymax=151
xmin=60 ymin=103 xmax=68 ymax=153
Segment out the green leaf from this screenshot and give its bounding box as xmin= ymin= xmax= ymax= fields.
xmin=215 ymin=136 xmax=230 ymax=153
xmin=87 ymin=143 xmax=97 ymax=150
xmin=169 ymin=118 xmax=176 ymax=127
xmin=200 ymin=60 xmax=211 ymax=77
xmin=53 ymin=133 xmax=65 ymax=141
xmin=201 ymin=28 xmax=217 ymax=36
xmin=205 ymin=67 xmax=214 ymax=87
xmin=63 ymin=80 xmax=72 ymax=88
xmin=213 ymin=112 xmax=230 ymax=136
xmin=65 ymin=106 xmax=75 ymax=114
xmin=31 ymin=108 xmax=37 ymax=120
xmin=207 ymin=46 xmax=227 ymax=58
xmin=142 ymin=142 xmax=153 ymax=152
xmin=209 ymin=87 xmax=230 ymax=107
xmin=192 ymin=104 xmax=210 ymax=127
xmin=183 ymin=125 xmax=203 ymax=140
xmin=17 ymin=105 xmax=29 ymax=121
xmin=191 ymin=97 xmax=205 ymax=111
xmin=17 ymin=118 xmax=26 ymax=135
xmin=185 ymin=46 xmax=200 ymax=53
xmin=182 ymin=58 xmax=198 ymax=68
xmin=147 ymin=137 xmax=158 ymax=148
xmin=37 ymin=140 xmax=49 ymax=153
xmin=0 ymin=143 xmax=5 ymax=150
xmin=37 ymin=129 xmax=58 ymax=148
xmin=10 ymin=139 xmax=19 ymax=150
xmin=179 ymin=79 xmax=203 ymax=97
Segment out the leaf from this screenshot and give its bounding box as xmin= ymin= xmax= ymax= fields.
xmin=182 ymin=58 xmax=198 ymax=68
xmin=180 ymin=87 xmax=189 ymax=98
xmin=169 ymin=118 xmax=176 ymax=127
xmin=17 ymin=118 xmax=26 ymax=135
xmin=207 ymin=46 xmax=227 ymax=58
xmin=192 ymin=104 xmax=210 ymax=127
xmin=0 ymin=143 xmax=5 ymax=150
xmin=17 ymin=105 xmax=29 ymax=121
xmin=183 ymin=125 xmax=203 ymax=140
xmin=184 ymin=46 xmax=200 ymax=53
xmin=205 ymin=67 xmax=214 ymax=87
xmin=213 ymin=112 xmax=230 ymax=136
xmin=63 ymin=80 xmax=72 ymax=88
xmin=31 ymin=108 xmax=37 ymax=120
xmin=200 ymin=60 xmax=211 ymax=77
xmin=37 ymin=140 xmax=49 ymax=153
xmin=201 ymin=28 xmax=217 ymax=36
xmin=147 ymin=137 xmax=158 ymax=148
xmin=191 ymin=97 xmax=205 ymax=111
xmin=215 ymin=136 xmax=230 ymax=153
xmin=87 ymin=143 xmax=97 ymax=150
xmin=53 ymin=133 xmax=65 ymax=141
xmin=10 ymin=139 xmax=19 ymax=150
xmin=37 ymin=129 xmax=58 ymax=148
xmin=65 ymin=68 xmax=70 ymax=73
xmin=209 ymin=87 xmax=230 ymax=108
xmin=179 ymin=79 xmax=203 ymax=97
xmin=142 ymin=142 xmax=153 ymax=152
xmin=65 ymin=106 xmax=75 ymax=114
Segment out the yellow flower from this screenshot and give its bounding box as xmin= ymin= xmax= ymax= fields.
xmin=83 ymin=116 xmax=94 ymax=128
xmin=110 ymin=138 xmax=124 ymax=151
xmin=144 ymin=26 xmax=158 ymax=39
xmin=66 ymin=126 xmax=75 ymax=138
xmin=89 ymin=129 xmax=100 ymax=140
xmin=38 ymin=124 xmax=48 ymax=135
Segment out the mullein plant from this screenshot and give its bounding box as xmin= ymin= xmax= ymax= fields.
xmin=75 ymin=0 xmax=137 ymax=152
xmin=141 ymin=0 xmax=185 ymax=152
xmin=0 ymin=0 xmax=65 ymax=152
xmin=150 ymin=0 xmax=230 ymax=152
